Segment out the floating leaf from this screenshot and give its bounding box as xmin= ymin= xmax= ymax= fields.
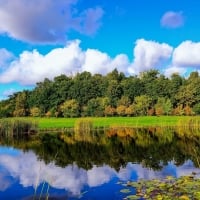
xmin=121 ymin=173 xmax=200 ymax=200
xmin=120 ymin=189 xmax=131 ymax=193
xmin=126 ymin=195 xmax=139 ymax=199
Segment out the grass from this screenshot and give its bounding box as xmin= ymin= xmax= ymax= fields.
xmin=0 ymin=118 xmax=38 ymax=136
xmin=5 ymin=116 xmax=200 ymax=130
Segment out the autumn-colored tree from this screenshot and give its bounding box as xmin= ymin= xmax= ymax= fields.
xmin=116 ymin=105 xmax=127 ymax=116
xmin=104 ymin=106 xmax=116 ymax=116
xmin=184 ymin=105 xmax=193 ymax=116
xmin=147 ymin=108 xmax=155 ymax=116
xmin=45 ymin=111 xmax=52 ymax=118
xmin=60 ymin=99 xmax=79 ymax=117
xmin=125 ymin=104 xmax=135 ymax=116
xmin=30 ymin=107 xmax=41 ymax=117
xmin=155 ymin=97 xmax=172 ymax=116
xmin=155 ymin=107 xmax=164 ymax=116
xmin=172 ymin=104 xmax=184 ymax=116
xmin=117 ymin=96 xmax=131 ymax=107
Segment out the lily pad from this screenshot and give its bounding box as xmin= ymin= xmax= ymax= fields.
xmin=121 ymin=174 xmax=200 ymax=200
xmin=120 ymin=189 xmax=131 ymax=193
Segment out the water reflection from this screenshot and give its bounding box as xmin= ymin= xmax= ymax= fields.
xmin=0 ymin=127 xmax=200 ymax=199
xmin=1 ymin=147 xmax=200 ymax=199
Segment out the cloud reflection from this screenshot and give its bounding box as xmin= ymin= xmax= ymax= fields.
xmin=0 ymin=147 xmax=200 ymax=195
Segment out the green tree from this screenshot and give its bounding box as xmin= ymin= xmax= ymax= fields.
xmin=106 ymin=68 xmax=125 ymax=82
xmin=169 ymin=73 xmax=184 ymax=106
xmin=0 ymin=99 xmax=14 ymax=117
xmin=30 ymin=78 xmax=54 ymax=115
xmin=117 ymin=96 xmax=131 ymax=107
xmin=106 ymin=80 xmax=123 ymax=107
xmin=121 ymin=76 xmax=144 ymax=102
xmin=155 ymin=97 xmax=172 ymax=116
xmin=86 ymin=98 xmax=102 ymax=117
xmin=175 ymin=84 xmax=197 ymax=107
xmin=141 ymin=70 xmax=170 ymax=102
xmin=52 ymin=74 xmax=73 ymax=106
xmin=134 ymin=95 xmax=152 ymax=116
xmin=193 ymin=103 xmax=200 ymax=115
xmin=69 ymin=72 xmax=104 ymax=108
xmin=60 ymin=99 xmax=79 ymax=117
xmin=13 ymin=91 xmax=28 ymax=117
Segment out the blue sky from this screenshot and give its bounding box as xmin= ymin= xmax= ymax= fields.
xmin=0 ymin=0 xmax=200 ymax=99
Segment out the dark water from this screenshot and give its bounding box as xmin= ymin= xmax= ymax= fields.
xmin=0 ymin=127 xmax=200 ymax=199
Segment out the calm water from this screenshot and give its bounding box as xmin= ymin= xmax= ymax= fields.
xmin=0 ymin=127 xmax=200 ymax=199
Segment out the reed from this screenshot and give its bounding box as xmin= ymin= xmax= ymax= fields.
xmin=73 ymin=118 xmax=94 ymax=142
xmin=175 ymin=118 xmax=200 ymax=137
xmin=74 ymin=118 xmax=93 ymax=133
xmin=0 ymin=118 xmax=38 ymax=137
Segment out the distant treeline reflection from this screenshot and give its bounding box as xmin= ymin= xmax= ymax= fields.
xmin=0 ymin=127 xmax=200 ymax=171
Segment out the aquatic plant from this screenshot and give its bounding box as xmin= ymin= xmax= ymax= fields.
xmin=74 ymin=118 xmax=93 ymax=140
xmin=121 ymin=174 xmax=200 ymax=199
xmin=0 ymin=118 xmax=38 ymax=137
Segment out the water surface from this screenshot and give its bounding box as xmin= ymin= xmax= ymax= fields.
xmin=0 ymin=127 xmax=200 ymax=199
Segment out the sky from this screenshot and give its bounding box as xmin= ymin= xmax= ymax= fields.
xmin=0 ymin=0 xmax=200 ymax=99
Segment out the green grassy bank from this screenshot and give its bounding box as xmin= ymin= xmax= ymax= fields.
xmin=8 ymin=116 xmax=200 ymax=129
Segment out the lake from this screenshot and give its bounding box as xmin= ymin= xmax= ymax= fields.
xmin=0 ymin=127 xmax=200 ymax=199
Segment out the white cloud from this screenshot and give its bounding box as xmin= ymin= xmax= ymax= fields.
xmin=164 ymin=66 xmax=186 ymax=77
xmin=1 ymin=147 xmax=200 ymax=197
xmin=0 ymin=40 xmax=84 ymax=85
xmin=87 ymin=165 xmax=116 ymax=187
xmin=0 ymin=0 xmax=104 ymax=44
xmin=173 ymin=41 xmax=200 ymax=68
xmin=83 ymin=49 xmax=129 ymax=75
xmin=128 ymin=39 xmax=173 ymax=74
xmin=2 ymin=39 xmax=200 ymax=88
xmin=161 ymin=11 xmax=184 ymax=28
xmin=0 ymin=40 xmax=131 ymax=85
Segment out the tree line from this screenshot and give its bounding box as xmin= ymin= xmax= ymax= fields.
xmin=1 ymin=69 xmax=200 ymax=117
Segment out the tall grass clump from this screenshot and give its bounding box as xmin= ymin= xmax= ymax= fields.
xmin=176 ymin=117 xmax=200 ymax=137
xmin=0 ymin=118 xmax=38 ymax=137
xmin=74 ymin=118 xmax=94 ymax=141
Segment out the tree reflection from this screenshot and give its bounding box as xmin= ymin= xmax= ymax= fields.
xmin=1 ymin=127 xmax=200 ymax=170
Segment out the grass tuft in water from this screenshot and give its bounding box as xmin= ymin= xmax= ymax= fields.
xmin=0 ymin=118 xmax=38 ymax=137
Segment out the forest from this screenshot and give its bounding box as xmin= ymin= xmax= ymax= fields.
xmin=0 ymin=69 xmax=200 ymax=118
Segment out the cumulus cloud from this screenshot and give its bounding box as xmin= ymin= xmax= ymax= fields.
xmin=0 ymin=0 xmax=104 ymax=43
xmin=161 ymin=11 xmax=184 ymax=28
xmin=128 ymin=39 xmax=173 ymax=74
xmin=0 ymin=40 xmax=84 ymax=85
xmin=0 ymin=40 xmax=130 ymax=85
xmin=173 ymin=41 xmax=200 ymax=68
xmin=164 ymin=65 xmax=186 ymax=77
xmin=83 ymin=49 xmax=129 ymax=75
xmin=3 ymin=38 xmax=200 ymax=87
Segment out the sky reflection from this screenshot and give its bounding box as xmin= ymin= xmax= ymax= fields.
xmin=0 ymin=146 xmax=200 ymax=197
